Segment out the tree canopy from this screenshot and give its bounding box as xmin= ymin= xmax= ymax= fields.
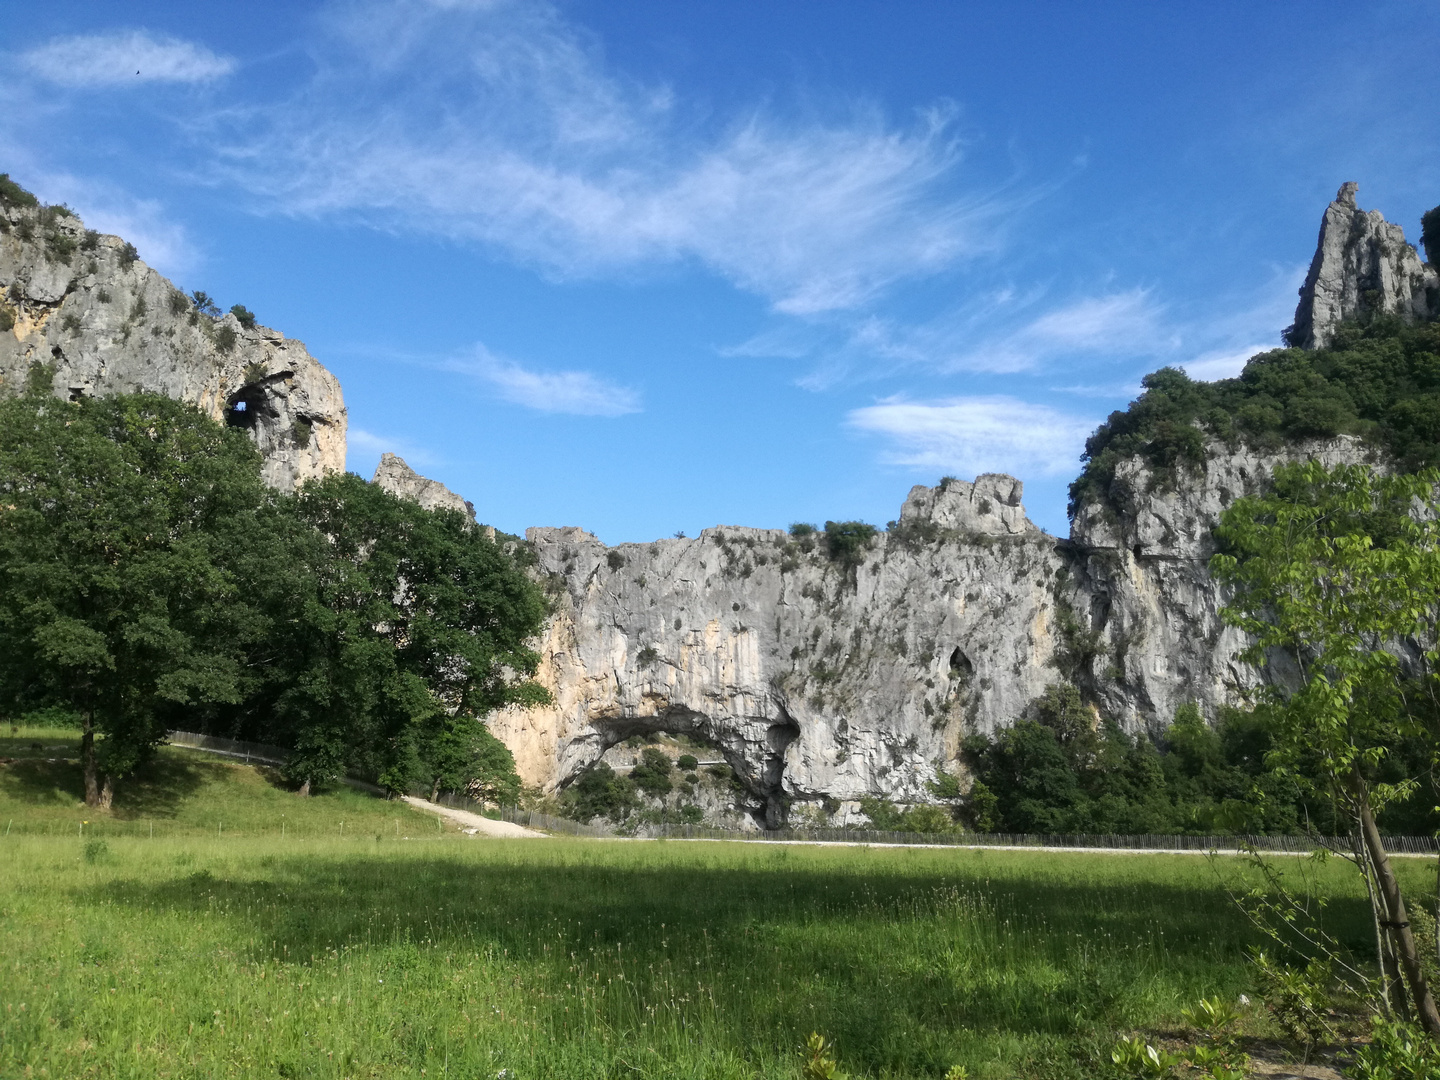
xmin=0 ymin=388 xmax=277 ymax=807
xmin=0 ymin=388 xmax=548 ymax=807
xmin=1071 ymin=318 xmax=1440 ymax=515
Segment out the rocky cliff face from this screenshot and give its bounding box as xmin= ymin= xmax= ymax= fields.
xmin=1290 ymin=182 xmax=1438 ymax=349
xmin=372 ymin=453 xmax=474 ymax=517
xmin=0 ymin=202 xmax=346 ymax=489
xmin=491 ymin=180 xmax=1440 ymax=828
xmin=487 ymin=447 xmax=1380 ymax=827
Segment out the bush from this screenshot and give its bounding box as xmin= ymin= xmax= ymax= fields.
xmin=676 ymin=753 xmax=698 ymax=770
xmin=230 ymin=304 xmax=257 ymax=330
xmin=1422 ymin=204 xmax=1440 ymax=267
xmin=824 ymin=520 xmax=877 ymax=567
xmin=636 ymin=646 xmax=659 ymax=666
xmin=214 ymin=324 xmax=237 ymax=353
xmin=858 ymin=798 xmax=960 ymax=834
xmin=118 ymin=242 xmax=138 ymax=268
xmin=630 ymin=748 xmax=673 ymax=798
xmin=561 ymin=762 xmax=638 ymax=823
xmin=789 ymin=522 xmax=817 ymax=537
xmin=292 ymin=419 xmax=312 ymax=448
xmin=44 ymin=229 xmax=77 ymax=264
xmin=0 ymin=305 xmax=14 ymax=333
xmin=168 ymin=289 xmax=189 ymax=316
xmin=191 ymin=291 xmax=220 ymax=317
xmin=0 ymin=174 xmax=39 ymax=210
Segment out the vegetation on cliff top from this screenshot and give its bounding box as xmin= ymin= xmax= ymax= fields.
xmin=1070 ymin=317 xmax=1440 ymax=515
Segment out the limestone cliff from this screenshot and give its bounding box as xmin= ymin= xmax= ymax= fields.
xmin=0 ymin=200 xmax=346 ymax=489
xmin=490 ymin=183 xmax=1439 ymax=828
xmin=488 ymin=452 xmax=1386 ymax=827
xmin=1289 ymin=182 xmax=1438 ymax=349
xmin=372 ymin=453 xmax=474 ymax=517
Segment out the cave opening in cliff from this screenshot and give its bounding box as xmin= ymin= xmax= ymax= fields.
xmin=224 ymin=385 xmax=270 ymax=429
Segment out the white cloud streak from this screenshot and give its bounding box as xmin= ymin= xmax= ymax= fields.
xmin=848 ymin=396 xmax=1095 ymax=478
xmin=217 ymin=0 xmax=1004 ymax=314
xmin=450 ymin=346 xmax=641 ymax=416
xmin=21 ymin=31 xmax=236 ymax=88
xmin=1179 ymin=344 xmax=1273 ymax=382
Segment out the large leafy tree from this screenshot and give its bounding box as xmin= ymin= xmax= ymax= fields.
xmin=1212 ymin=460 xmax=1440 ymax=1034
xmin=0 ymin=387 xmax=277 ymax=808
xmin=269 ymin=472 xmax=550 ymax=795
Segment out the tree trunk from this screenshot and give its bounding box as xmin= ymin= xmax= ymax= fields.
xmin=430 ymin=779 xmax=440 ymax=802
xmin=1357 ymin=778 xmax=1440 ymax=1036
xmin=297 ymin=778 xmax=311 ymax=798
xmin=81 ymin=712 xmax=99 ymax=808
xmin=97 ymin=775 xmax=114 ymax=812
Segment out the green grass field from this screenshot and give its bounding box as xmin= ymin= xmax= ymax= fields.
xmin=0 ymin=728 xmax=1418 ymax=1079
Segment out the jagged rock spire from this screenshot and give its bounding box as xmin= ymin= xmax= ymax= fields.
xmin=1289 ymin=182 xmax=1438 ymax=350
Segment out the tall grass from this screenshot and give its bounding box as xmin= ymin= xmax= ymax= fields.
xmin=0 ymin=731 xmax=1418 ymax=1078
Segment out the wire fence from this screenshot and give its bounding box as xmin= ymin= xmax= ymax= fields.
xmin=160 ymin=731 xmax=1440 ymax=854
xmin=165 ymin=730 xmax=288 ymax=766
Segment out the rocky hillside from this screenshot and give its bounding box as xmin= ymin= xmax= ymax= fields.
xmin=489 ymin=183 xmax=1436 ymax=829
xmin=0 ymin=179 xmax=345 ymax=489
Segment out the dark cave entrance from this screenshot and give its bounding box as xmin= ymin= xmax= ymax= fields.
xmin=225 ymin=385 xmax=271 ymax=430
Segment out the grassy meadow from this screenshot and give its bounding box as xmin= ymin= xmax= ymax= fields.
xmin=0 ymin=727 xmax=1419 ymax=1079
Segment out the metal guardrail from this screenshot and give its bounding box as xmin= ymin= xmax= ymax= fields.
xmin=163 ymin=731 xmax=1440 ymax=854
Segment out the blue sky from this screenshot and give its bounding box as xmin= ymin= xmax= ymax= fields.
xmin=4 ymin=1 xmax=1438 ymax=541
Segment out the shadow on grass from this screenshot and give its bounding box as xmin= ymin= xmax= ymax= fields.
xmin=89 ymin=848 xmax=1382 ymax=1069
xmin=0 ymin=754 xmax=219 ymax=819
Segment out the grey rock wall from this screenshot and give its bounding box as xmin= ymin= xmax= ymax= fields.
xmin=372 ymin=453 xmax=474 ymax=517
xmin=489 ymin=443 xmax=1374 ymax=828
xmin=0 ymin=203 xmax=346 ymax=489
xmin=1290 ymin=182 xmax=1438 ymax=349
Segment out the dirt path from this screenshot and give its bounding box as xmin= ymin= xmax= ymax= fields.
xmin=400 ymin=795 xmax=548 ymax=838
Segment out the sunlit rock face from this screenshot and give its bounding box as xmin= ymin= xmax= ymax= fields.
xmin=372 ymin=453 xmax=473 ymax=518
xmin=1289 ymin=181 xmax=1438 ymax=350
xmin=0 ymin=204 xmax=346 ymax=490
xmin=488 ymin=436 xmax=1372 ymax=830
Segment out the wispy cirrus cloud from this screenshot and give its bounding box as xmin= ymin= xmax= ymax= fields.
xmin=448 ymin=346 xmax=641 ymax=417
xmin=215 ymin=0 xmax=1007 ymax=315
xmin=848 ymin=395 xmax=1096 ymax=478
xmin=21 ymin=30 xmax=235 ymax=88
xmin=348 ymin=427 xmax=441 ymax=470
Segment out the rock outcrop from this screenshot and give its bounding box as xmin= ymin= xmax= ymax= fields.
xmin=1289 ymin=182 xmax=1439 ymax=349
xmin=0 ymin=201 xmax=346 ymax=489
xmin=372 ymin=453 xmax=474 ymax=518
